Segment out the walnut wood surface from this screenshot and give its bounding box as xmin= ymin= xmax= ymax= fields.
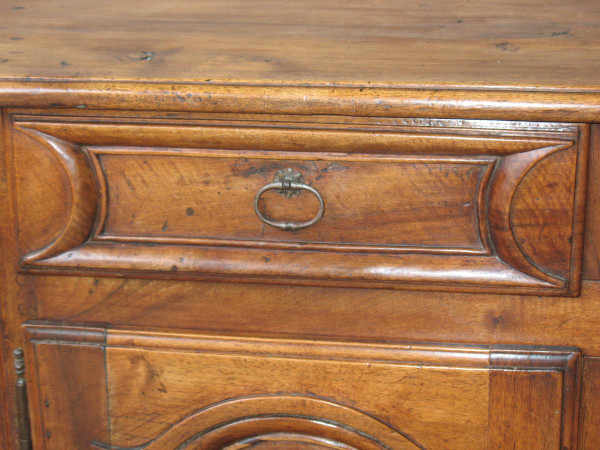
xmin=489 ymin=371 xmax=563 ymax=448
xmin=1 ymin=0 xmax=600 ymax=91
xmin=0 ymin=3 xmax=599 ymax=446
xmin=580 ymin=357 xmax=600 ymax=449
xmin=583 ymin=125 xmax=600 ymax=279
xmin=0 ymin=2 xmax=599 ymax=122
xmin=23 ymin=322 xmax=582 ymax=449
xmin=9 ymin=112 xmax=588 ymax=295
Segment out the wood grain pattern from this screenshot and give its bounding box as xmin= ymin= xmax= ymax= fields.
xmin=98 ymin=152 xmax=490 ymax=251
xmin=579 ymin=358 xmax=600 ymax=450
xmin=0 ymin=3 xmax=599 ymax=444
xmin=30 ymin=277 xmax=600 ymax=356
xmin=22 ymin=324 xmax=109 ymax=449
xmin=22 ymin=321 xmax=582 ymax=449
xmin=1 ymin=81 xmax=600 ymax=124
xmin=584 ymin=125 xmax=600 ymax=280
xmin=10 ymin=113 xmax=588 ymax=295
xmin=489 ymin=371 xmax=563 ymax=449
xmin=1 ymin=0 xmax=600 ymax=91
xmin=490 ymin=346 xmax=582 ymax=449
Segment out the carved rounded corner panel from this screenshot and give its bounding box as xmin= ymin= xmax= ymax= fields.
xmin=487 ymin=143 xmax=575 ymax=288
xmin=98 ymin=395 xmax=420 ymax=450
xmin=14 ymin=127 xmax=100 ymax=265
xmin=510 ymin=146 xmax=578 ymax=280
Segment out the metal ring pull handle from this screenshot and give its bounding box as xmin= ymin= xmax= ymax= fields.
xmin=254 ymin=168 xmax=324 ymax=231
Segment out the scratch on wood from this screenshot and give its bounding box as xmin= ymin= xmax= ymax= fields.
xmin=127 ymin=51 xmax=157 ymax=61
xmin=494 ymin=42 xmax=519 ymax=52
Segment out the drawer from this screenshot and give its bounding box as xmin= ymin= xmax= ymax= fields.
xmin=22 ymin=321 xmax=580 ymax=449
xmin=10 ymin=113 xmax=588 ymax=295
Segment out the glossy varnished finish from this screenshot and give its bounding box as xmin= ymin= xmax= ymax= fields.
xmin=1 ymin=1 xmax=600 ymax=448
xmin=23 ymin=322 xmax=581 ymax=449
xmin=8 ymin=111 xmax=589 ymax=295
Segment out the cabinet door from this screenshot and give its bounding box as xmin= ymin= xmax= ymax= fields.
xmin=23 ymin=322 xmax=580 ymax=449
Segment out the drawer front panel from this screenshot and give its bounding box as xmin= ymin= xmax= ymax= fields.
xmin=100 ymin=152 xmax=490 ymax=251
xmin=22 ymin=322 xmax=581 ymax=449
xmin=11 ymin=114 xmax=588 ymax=295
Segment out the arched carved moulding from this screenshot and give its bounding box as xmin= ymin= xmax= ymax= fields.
xmin=90 ymin=395 xmax=420 ymax=449
xmin=14 ymin=126 xmax=99 ymax=263
xmin=224 ymin=432 xmax=356 ymax=449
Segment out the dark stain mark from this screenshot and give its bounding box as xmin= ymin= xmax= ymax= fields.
xmin=263 ymin=256 xmax=271 ymax=262
xmin=138 ymin=355 xmax=169 ymax=393
xmin=124 ymin=177 xmax=136 ymax=192
xmin=10 ymin=37 xmax=23 ymax=41
xmin=494 ymin=42 xmax=519 ymax=52
xmin=551 ymin=30 xmax=570 ymax=37
xmin=315 ymin=174 xmax=323 ymax=181
xmin=44 ymin=399 xmax=50 ymax=407
xmin=60 ymin=61 xmax=70 ymax=67
xmin=237 ymin=162 xmax=283 ymax=178
xmin=162 ymin=221 xmax=169 ymax=232
xmin=493 ymin=315 xmax=503 ymax=325
xmin=457 ymin=19 xmax=463 ymax=23
xmin=179 ymin=257 xmax=184 ymax=263
xmin=127 ymin=51 xmax=156 ymax=61
xmin=11 ymin=6 xmax=25 ymax=9
xmin=46 ymin=431 xmax=52 ymax=439
xmin=0 ymin=59 xmax=7 ymax=64
xmin=322 ymin=163 xmax=349 ymax=173
xmin=186 ymin=207 xmax=195 ymax=216
xmin=170 ymin=265 xmax=178 ymax=271
xmin=49 ymin=103 xmax=65 ymax=108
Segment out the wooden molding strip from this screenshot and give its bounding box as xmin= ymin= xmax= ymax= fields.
xmin=2 ymin=81 xmax=600 ymax=122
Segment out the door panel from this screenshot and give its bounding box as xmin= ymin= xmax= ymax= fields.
xmin=23 ymin=322 xmax=580 ymax=449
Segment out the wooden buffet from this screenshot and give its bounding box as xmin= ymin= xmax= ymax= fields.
xmin=1 ymin=1 xmax=600 ymax=448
